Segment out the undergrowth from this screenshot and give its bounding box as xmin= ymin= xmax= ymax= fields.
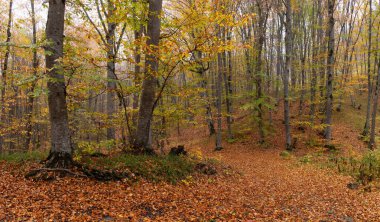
xmin=81 ymin=154 xmax=201 ymax=183
xmin=294 ymin=148 xmax=380 ymax=187
xmin=0 ymin=150 xmax=47 ymax=162
xmin=333 ymin=150 xmax=380 ymax=186
xmin=0 ymin=149 xmax=220 ymax=183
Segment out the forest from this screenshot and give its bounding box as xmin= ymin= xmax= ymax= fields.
xmin=1 ymin=0 xmax=380 ymax=220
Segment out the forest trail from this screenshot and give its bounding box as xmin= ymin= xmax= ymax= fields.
xmin=199 ymin=142 xmax=380 ymax=221
xmin=2 ymin=114 xmax=380 ymax=221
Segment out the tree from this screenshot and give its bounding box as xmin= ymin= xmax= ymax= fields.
xmin=25 ymin=0 xmax=39 ymax=150
xmin=0 ymin=0 xmax=13 ymax=152
xmin=44 ymin=0 xmax=72 ymax=167
xmin=133 ymin=0 xmax=163 ymax=153
xmin=323 ymin=0 xmax=335 ymax=141
xmin=284 ymin=0 xmax=293 ymax=150
xmin=363 ymin=0 xmax=373 ymax=137
xmin=77 ymin=0 xmax=127 ymax=141
xmin=253 ymin=1 xmax=268 ymax=143
xmin=215 ymin=26 xmax=223 ymax=151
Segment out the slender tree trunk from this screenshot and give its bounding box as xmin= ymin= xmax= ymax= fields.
xmin=132 ymin=0 xmax=143 ymax=131
xmin=369 ymin=60 xmax=380 ymax=149
xmin=254 ymin=3 xmax=267 ymax=144
xmin=363 ymin=0 xmax=373 ymax=136
xmin=216 ymin=46 xmax=223 ymax=151
xmin=242 ymin=24 xmax=253 ymax=92
xmin=318 ymin=1 xmax=326 ymax=112
xmin=298 ymin=15 xmax=308 ymax=116
xmin=25 ymin=0 xmax=38 ymax=150
xmin=276 ymin=18 xmax=283 ymax=106
xmin=45 ymin=0 xmax=72 ymax=168
xmin=106 ymin=1 xmax=117 ymax=141
xmin=222 ymin=29 xmax=233 ymax=140
xmin=133 ymin=0 xmax=162 ymax=153
xmin=284 ymin=0 xmax=293 ymax=150
xmin=324 ymin=0 xmax=335 ymax=141
xmin=310 ymin=1 xmax=319 ymax=121
xmin=195 ymin=51 xmax=215 ymax=136
xmin=299 ymin=57 xmax=306 ymax=116
xmin=0 ymin=0 xmax=13 ymax=152
xmin=132 ymin=25 xmax=143 ymax=129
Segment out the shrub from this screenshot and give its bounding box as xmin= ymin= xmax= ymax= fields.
xmin=334 ymin=150 xmax=380 ymax=185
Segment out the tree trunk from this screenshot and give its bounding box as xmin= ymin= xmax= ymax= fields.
xmin=132 ymin=0 xmax=143 ymax=131
xmin=324 ymin=0 xmax=335 ymax=141
xmin=0 ymin=0 xmax=13 ymax=152
xmin=222 ymin=29 xmax=233 ymax=140
xmin=254 ymin=3 xmax=267 ymax=144
xmin=132 ymin=25 xmax=143 ymax=129
xmin=25 ymin=0 xmax=38 ymax=150
xmin=106 ymin=0 xmax=117 ymax=141
xmin=45 ymin=0 xmax=72 ymax=168
xmin=363 ymin=0 xmax=373 ymax=137
xmin=369 ymin=60 xmax=380 ymax=149
xmin=133 ymin=0 xmax=162 ymax=153
xmin=284 ymin=0 xmax=293 ymax=150
xmin=194 ymin=51 xmax=215 ymax=136
xmin=216 ymin=44 xmax=223 ymax=151
xmin=276 ymin=17 xmax=283 ymax=106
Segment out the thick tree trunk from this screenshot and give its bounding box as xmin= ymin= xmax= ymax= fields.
xmin=0 ymin=0 xmax=13 ymax=152
xmin=133 ymin=0 xmax=162 ymax=153
xmin=284 ymin=0 xmax=293 ymax=150
xmin=324 ymin=0 xmax=335 ymax=141
xmin=45 ymin=0 xmax=72 ymax=168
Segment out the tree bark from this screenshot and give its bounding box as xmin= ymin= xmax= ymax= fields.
xmin=133 ymin=0 xmax=163 ymax=153
xmin=363 ymin=0 xmax=373 ymax=137
xmin=0 ymin=0 xmax=13 ymax=152
xmin=132 ymin=0 xmax=144 ymax=131
xmin=25 ymin=0 xmax=38 ymax=150
xmin=369 ymin=60 xmax=380 ymax=149
xmin=222 ymin=29 xmax=233 ymax=140
xmin=194 ymin=51 xmax=215 ymax=136
xmin=254 ymin=2 xmax=267 ymax=143
xmin=45 ymin=0 xmax=72 ymax=168
xmin=106 ymin=0 xmax=117 ymax=141
xmin=216 ymin=37 xmax=223 ymax=151
xmin=324 ymin=0 xmax=335 ymax=141
xmin=284 ymin=0 xmax=293 ymax=150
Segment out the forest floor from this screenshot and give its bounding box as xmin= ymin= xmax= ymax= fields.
xmin=1 ymin=103 xmax=380 ymax=221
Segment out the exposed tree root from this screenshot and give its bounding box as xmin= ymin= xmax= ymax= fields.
xmin=26 ymin=152 xmax=135 ymax=182
xmin=25 ymin=168 xmax=87 ymax=180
